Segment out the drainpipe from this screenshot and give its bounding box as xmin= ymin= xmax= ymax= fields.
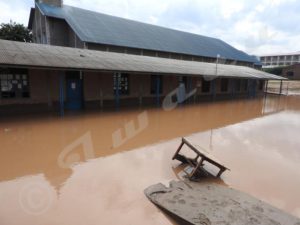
xmin=188 ymin=77 xmax=193 ymax=103
xmin=47 ymin=72 xmax=52 ymax=108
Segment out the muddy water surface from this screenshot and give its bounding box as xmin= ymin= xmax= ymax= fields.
xmin=0 ymin=95 xmax=300 ymax=224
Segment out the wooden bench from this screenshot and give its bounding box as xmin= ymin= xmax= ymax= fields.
xmin=172 ymin=137 xmax=229 ymax=178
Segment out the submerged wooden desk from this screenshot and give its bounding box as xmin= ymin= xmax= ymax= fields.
xmin=172 ymin=137 xmax=229 ymax=178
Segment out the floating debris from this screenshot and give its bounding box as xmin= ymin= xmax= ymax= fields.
xmin=172 ymin=138 xmax=229 ymax=179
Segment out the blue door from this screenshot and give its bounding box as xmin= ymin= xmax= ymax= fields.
xmin=248 ymin=80 xmax=256 ymax=98
xmin=66 ymin=77 xmax=83 ymax=110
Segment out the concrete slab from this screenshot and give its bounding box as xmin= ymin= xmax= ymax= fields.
xmin=145 ymin=180 xmax=300 ymax=225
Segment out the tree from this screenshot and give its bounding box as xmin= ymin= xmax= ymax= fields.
xmin=263 ymin=66 xmax=287 ymax=75
xmin=0 ymin=21 xmax=32 ymax=42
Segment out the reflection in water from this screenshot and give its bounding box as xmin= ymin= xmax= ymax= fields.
xmin=0 ymin=95 xmax=300 ymax=224
xmin=187 ymin=109 xmax=300 ymax=218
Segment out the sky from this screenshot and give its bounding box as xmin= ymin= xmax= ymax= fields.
xmin=0 ymin=0 xmax=299 ymax=56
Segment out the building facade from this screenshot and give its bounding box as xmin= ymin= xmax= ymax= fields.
xmin=259 ymin=52 xmax=300 ymax=68
xmin=0 ymin=39 xmax=280 ymax=115
xmin=0 ymin=1 xmax=283 ymax=115
xmin=0 ymin=67 xmax=266 ymax=115
xmin=281 ymin=64 xmax=300 ymax=80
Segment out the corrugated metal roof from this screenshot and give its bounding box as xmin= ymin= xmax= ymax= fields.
xmin=0 ymin=40 xmax=283 ymax=80
xmin=35 ymin=2 xmax=260 ymax=64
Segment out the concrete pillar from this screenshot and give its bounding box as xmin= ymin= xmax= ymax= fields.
xmin=188 ymin=77 xmax=193 ymax=93
xmin=247 ymin=79 xmax=251 ymax=98
xmin=231 ymin=79 xmax=235 ymax=98
xmin=46 ymin=72 xmax=52 ymax=108
xmin=100 ymin=88 xmax=103 ymax=108
xmin=211 ymin=80 xmax=216 ymax=101
xmin=248 ymin=79 xmax=256 ymax=98
xmin=139 ymin=83 xmax=143 ymax=107
xmin=156 ymin=75 xmax=160 ymax=107
xmin=265 ymin=80 xmax=269 ymax=96
xmin=59 ymin=72 xmax=65 ymax=116
xmin=279 ymin=80 xmax=283 ymax=94
xmin=114 ymin=72 xmax=120 ymax=110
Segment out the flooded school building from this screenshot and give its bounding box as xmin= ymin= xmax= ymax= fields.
xmin=0 ymin=0 xmax=283 ymax=115
xmin=2 ymin=1 xmax=300 ymax=225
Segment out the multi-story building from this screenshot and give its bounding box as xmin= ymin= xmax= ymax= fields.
xmin=259 ymin=52 xmax=300 ymax=68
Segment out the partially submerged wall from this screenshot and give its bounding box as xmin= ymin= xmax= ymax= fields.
xmin=0 ymin=68 xmax=265 ymax=114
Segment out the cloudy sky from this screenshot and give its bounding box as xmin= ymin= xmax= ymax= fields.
xmin=0 ymin=0 xmax=299 ymax=56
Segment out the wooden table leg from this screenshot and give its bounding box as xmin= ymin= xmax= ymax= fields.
xmin=172 ymin=140 xmax=184 ymax=160
xmin=217 ymin=168 xmax=225 ymax=177
xmin=189 ymin=157 xmax=204 ymax=178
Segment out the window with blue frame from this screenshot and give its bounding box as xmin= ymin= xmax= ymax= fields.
xmin=113 ymin=73 xmax=129 ymax=95
xmin=0 ymin=68 xmax=30 ymax=98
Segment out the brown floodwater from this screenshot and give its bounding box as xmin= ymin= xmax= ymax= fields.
xmin=0 ymin=95 xmax=300 ymax=224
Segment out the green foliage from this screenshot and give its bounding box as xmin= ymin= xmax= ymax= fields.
xmin=263 ymin=66 xmax=287 ymax=75
xmin=0 ymin=21 xmax=32 ymax=42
